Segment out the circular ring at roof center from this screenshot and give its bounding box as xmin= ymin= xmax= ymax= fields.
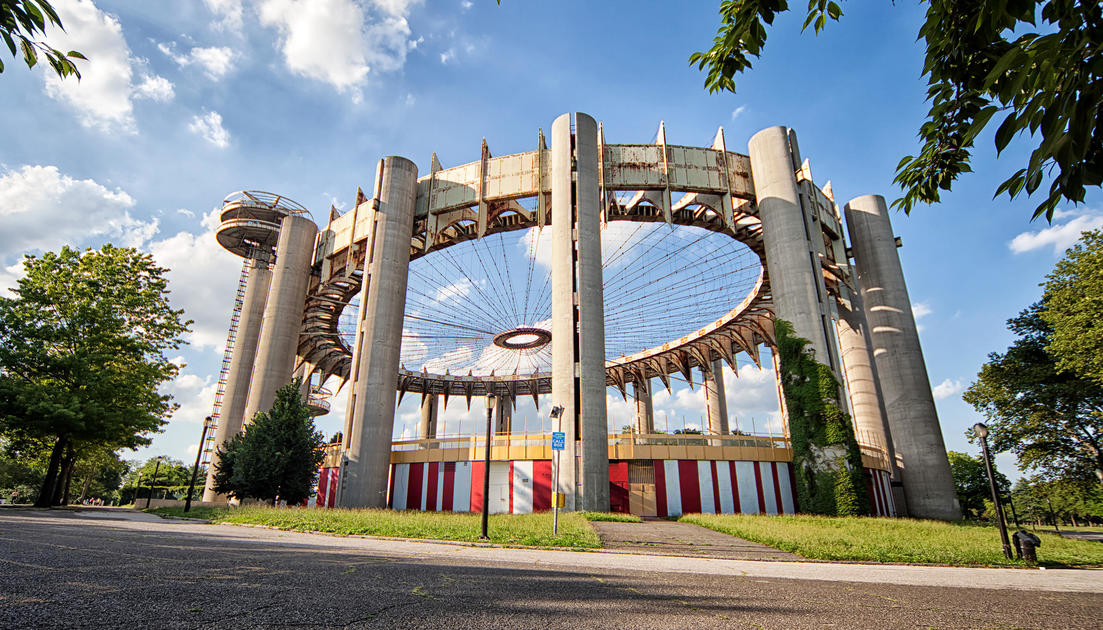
xmin=492 ymin=327 xmax=552 ymax=350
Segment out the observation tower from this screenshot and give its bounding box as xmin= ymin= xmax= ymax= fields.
xmin=201 ymin=113 xmax=961 ymax=520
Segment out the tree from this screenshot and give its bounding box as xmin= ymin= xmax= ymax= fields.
xmin=1 ymin=0 xmax=84 ymax=77
xmin=947 ymin=450 xmax=1010 ymax=519
xmin=212 ymin=381 xmax=325 ymax=505
xmin=689 ymin=1 xmax=1102 ymax=220
xmin=1040 ymin=230 xmax=1103 ymax=388
xmin=0 ymin=245 xmax=191 ymax=506
xmin=963 ymin=304 xmax=1103 ymax=483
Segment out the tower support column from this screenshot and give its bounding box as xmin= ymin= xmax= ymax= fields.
xmin=703 ymin=359 xmax=729 ymax=435
xmin=240 ymin=215 xmax=317 ymax=427
xmin=342 ymin=157 xmax=419 ymax=508
xmin=844 ymin=194 xmax=960 ymax=520
xmin=417 ymin=395 xmax=439 ymax=440
xmin=551 ymin=112 xmax=609 ymax=512
xmin=633 ymin=379 xmax=654 ymax=434
xmin=202 ymin=258 xmax=272 ymax=502
xmin=494 ymin=397 xmax=512 ymax=435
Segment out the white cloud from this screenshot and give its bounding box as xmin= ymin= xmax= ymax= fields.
xmin=188 ymin=110 xmax=231 ymax=148
xmin=159 ymin=43 xmax=236 ymax=80
xmin=203 ymin=0 xmax=244 ymax=33
xmin=0 ymin=164 xmax=158 ymax=260
xmin=257 ymin=0 xmax=419 ymax=94
xmin=42 ymin=0 xmax=173 ymax=133
xmin=440 ymin=49 xmax=454 ymax=64
xmin=148 ymin=209 xmax=241 ymax=352
xmin=434 ymin=278 xmax=472 ymax=303
xmin=731 ymin=105 xmax=747 ymax=120
xmin=912 ymin=301 xmax=932 ymax=320
xmin=932 ymin=378 xmax=964 ymax=401
xmin=460 ymin=0 xmax=473 ymax=10
xmin=1008 ymin=210 xmax=1103 ymax=255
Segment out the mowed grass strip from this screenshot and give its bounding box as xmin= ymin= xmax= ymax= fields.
xmin=680 ymin=513 xmax=1103 ymax=567
xmin=150 ymin=506 xmax=600 ymax=548
xmin=579 ymin=511 xmax=643 ymax=523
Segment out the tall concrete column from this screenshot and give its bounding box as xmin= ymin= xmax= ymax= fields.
xmin=703 ymin=359 xmax=730 ymax=435
xmin=202 ymin=258 xmax=272 ymax=502
xmin=241 ymin=215 xmax=317 ymax=427
xmin=417 ymin=395 xmax=439 ymax=440
xmin=844 ymin=194 xmax=960 ymax=520
xmin=551 ymin=112 xmax=609 ymax=512
xmin=633 ymin=379 xmax=654 ymax=434
xmin=342 ymin=157 xmax=418 ymax=508
xmin=494 ymin=397 xmax=512 ymax=435
xmin=748 ymin=127 xmax=838 ymax=370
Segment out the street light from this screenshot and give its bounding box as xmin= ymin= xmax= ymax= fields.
xmin=973 ymin=422 xmax=1013 ymax=560
xmin=184 ymin=416 xmax=212 ymax=513
xmin=481 ymin=392 xmax=496 ymax=540
xmin=145 ymin=456 xmax=163 ymax=510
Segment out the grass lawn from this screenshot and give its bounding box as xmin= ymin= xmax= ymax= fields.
xmin=579 ymin=511 xmax=643 ymax=523
xmin=149 ymin=506 xmax=600 ymax=548
xmin=680 ymin=513 xmax=1103 ymax=567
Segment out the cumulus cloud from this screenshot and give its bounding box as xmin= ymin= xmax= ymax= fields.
xmin=158 ymin=42 xmax=236 ymax=80
xmin=1009 ymin=209 xmax=1103 ymax=255
xmin=0 ymin=164 xmax=158 ymax=261
xmin=42 ymin=0 xmax=173 ymax=133
xmin=203 ymin=0 xmax=244 ymax=33
xmin=932 ymin=378 xmax=964 ymax=401
xmin=257 ymin=0 xmax=419 ymax=94
xmin=148 ymin=209 xmax=242 ymax=352
xmin=188 ymin=110 xmax=231 ymax=148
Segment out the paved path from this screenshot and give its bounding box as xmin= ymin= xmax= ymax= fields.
xmin=590 ymin=520 xmax=800 ymax=561
xmin=1 ymin=508 xmax=1102 ymax=629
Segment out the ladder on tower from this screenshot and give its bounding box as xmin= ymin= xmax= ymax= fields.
xmin=202 ymin=258 xmax=253 ymax=467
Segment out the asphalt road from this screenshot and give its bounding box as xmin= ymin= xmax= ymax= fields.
xmin=1 ymin=508 xmax=1101 ymax=629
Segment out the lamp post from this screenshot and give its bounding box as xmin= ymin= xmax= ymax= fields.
xmin=144 ymin=456 xmax=163 ymax=510
xmin=184 ymin=416 xmax=212 ymax=513
xmin=550 ymin=405 xmax=564 ymax=536
xmin=481 ymin=392 xmax=496 ymax=540
xmin=972 ymin=423 xmax=1013 ymax=560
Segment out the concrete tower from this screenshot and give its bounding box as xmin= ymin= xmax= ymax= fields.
xmin=551 ymin=112 xmax=610 ymax=512
xmin=844 ymin=194 xmax=960 ymax=520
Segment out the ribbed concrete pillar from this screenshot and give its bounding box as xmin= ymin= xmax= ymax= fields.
xmin=551 ymin=112 xmax=609 ymax=512
xmin=837 ymin=302 xmax=902 ymax=516
xmin=844 ymin=194 xmax=960 ymax=520
xmin=703 ymin=359 xmax=730 ymax=435
xmin=633 ymin=379 xmax=654 ymax=434
xmin=202 ymin=258 xmax=271 ymax=502
xmin=494 ymin=397 xmax=512 ymax=435
xmin=342 ymin=157 xmax=418 ymax=508
xmin=748 ymin=127 xmax=837 ymax=369
xmin=417 ymin=395 xmax=438 ymax=439
xmin=241 ymin=215 xmax=317 ymax=428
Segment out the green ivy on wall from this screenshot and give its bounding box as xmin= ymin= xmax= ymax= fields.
xmin=775 ymin=319 xmax=869 ymax=516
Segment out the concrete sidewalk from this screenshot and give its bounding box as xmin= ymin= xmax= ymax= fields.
xmin=590 ymin=520 xmax=800 ymax=561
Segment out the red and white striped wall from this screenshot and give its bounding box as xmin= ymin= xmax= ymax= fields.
xmin=653 ymin=460 xmax=797 ymax=517
xmin=316 ymin=467 xmax=339 ymax=508
xmin=866 ymin=467 xmax=897 ymax=517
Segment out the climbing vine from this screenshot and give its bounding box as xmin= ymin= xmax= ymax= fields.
xmin=775 ymin=320 xmax=869 ymax=516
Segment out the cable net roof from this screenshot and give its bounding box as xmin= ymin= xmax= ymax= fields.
xmin=339 ymin=222 xmax=760 ymax=376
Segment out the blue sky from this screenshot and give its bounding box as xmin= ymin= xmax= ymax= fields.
xmin=1 ymin=1 xmax=1098 ymax=481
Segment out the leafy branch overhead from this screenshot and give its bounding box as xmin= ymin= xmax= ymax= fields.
xmin=690 ymin=1 xmax=1103 ymax=220
xmin=1 ymin=0 xmax=85 ymax=78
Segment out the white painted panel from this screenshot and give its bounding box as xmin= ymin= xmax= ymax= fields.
xmin=663 ymin=460 xmax=682 ymax=517
xmin=513 ymin=460 xmax=534 ymax=514
xmin=420 ymin=464 xmax=430 ymax=511
xmin=716 ymin=462 xmax=735 ymax=514
xmin=883 ymin=472 xmax=897 ymax=517
xmin=734 ymin=462 xmax=758 ymax=514
xmin=392 ymin=464 xmax=409 ymax=510
xmin=775 ymin=463 xmax=795 ymax=514
xmin=436 ymin=465 xmax=445 ymax=512
xmin=453 ymin=462 xmax=471 ymax=513
xmin=760 ymin=462 xmax=778 ymax=515
xmin=697 ymin=461 xmax=716 ymax=514
xmin=489 ymin=462 xmax=510 ymax=515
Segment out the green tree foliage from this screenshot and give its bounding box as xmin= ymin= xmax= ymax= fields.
xmin=1 ymin=0 xmax=84 ymax=77
xmin=1041 ymin=230 xmax=1103 ymax=389
xmin=964 ymin=304 xmax=1103 ymax=483
xmin=947 ymin=450 xmax=1010 ymax=519
xmin=212 ymin=381 xmax=325 ymax=505
xmin=689 ymin=1 xmax=1103 ymax=220
xmin=775 ymin=320 xmax=868 ymax=516
xmin=1012 ymin=476 xmax=1103 ymax=526
xmin=119 ymin=457 xmax=195 ymax=503
xmin=0 ymin=245 xmax=191 ymax=506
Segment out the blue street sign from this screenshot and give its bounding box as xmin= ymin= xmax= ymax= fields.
xmin=551 ymin=432 xmax=565 ymax=451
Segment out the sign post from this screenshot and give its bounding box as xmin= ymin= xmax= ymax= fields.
xmin=549 ymin=406 xmax=565 ymax=537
